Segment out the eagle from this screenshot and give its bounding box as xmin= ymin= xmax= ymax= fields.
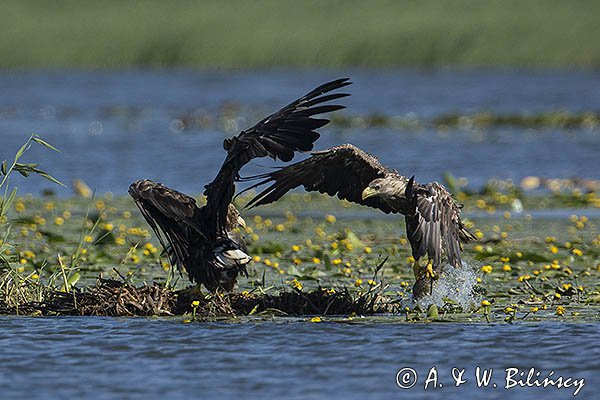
xmin=244 ymin=144 xmax=476 ymax=298
xmin=129 ymin=78 xmax=351 ymax=291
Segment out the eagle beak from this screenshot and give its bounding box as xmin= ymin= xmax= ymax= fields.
xmin=237 ymin=215 xmax=247 ymax=230
xmin=361 ymin=187 xmax=377 ymax=200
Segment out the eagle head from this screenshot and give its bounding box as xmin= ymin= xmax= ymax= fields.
xmin=362 ymin=176 xmax=409 ymax=201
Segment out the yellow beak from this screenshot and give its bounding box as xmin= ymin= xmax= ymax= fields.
xmin=361 ymin=187 xmax=377 ymax=200
xmin=237 ymin=215 xmax=247 ymax=230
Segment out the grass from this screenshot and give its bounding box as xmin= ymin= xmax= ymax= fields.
xmin=1 ymin=0 xmax=600 ymax=68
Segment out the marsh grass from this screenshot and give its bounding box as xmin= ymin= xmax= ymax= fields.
xmin=2 ymin=0 xmax=600 ymax=68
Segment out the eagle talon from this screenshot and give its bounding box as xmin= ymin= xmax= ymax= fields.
xmin=425 ymin=262 xmax=435 ymax=279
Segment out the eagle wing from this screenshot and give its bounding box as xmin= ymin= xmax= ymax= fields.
xmin=405 ymin=179 xmax=475 ymax=269
xmin=128 ymin=179 xmax=204 ymax=275
xmin=244 ymin=144 xmax=397 ymax=214
xmin=203 ymin=78 xmax=351 ymax=238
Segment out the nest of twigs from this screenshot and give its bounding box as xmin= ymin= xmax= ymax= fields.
xmin=0 ymin=278 xmax=398 ymax=318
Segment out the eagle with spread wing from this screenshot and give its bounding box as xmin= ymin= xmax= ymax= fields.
xmin=129 ymin=79 xmax=351 ymax=291
xmin=244 ymin=144 xmax=476 ymax=298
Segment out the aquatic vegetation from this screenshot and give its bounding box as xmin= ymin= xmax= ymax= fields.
xmin=1 ymin=136 xmax=598 ymax=321
xmin=0 ymin=187 xmax=598 ymax=322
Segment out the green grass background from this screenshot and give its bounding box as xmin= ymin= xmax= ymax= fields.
xmin=1 ymin=0 xmax=599 ymax=68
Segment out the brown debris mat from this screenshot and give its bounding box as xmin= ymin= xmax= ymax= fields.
xmin=0 ymin=278 xmax=398 ymax=318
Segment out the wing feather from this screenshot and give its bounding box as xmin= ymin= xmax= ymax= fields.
xmin=204 ymin=78 xmax=351 ymax=237
xmin=405 ymin=179 xmax=475 ymax=269
xmin=128 ymin=179 xmax=204 ymax=275
xmin=244 ymin=144 xmax=397 ymax=214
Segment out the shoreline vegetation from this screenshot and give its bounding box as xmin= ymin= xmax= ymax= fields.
xmin=2 ymin=0 xmax=600 ymax=69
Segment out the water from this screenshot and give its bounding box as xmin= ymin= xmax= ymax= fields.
xmin=1 ymin=69 xmax=599 ymax=195
xmin=1 ymin=70 xmax=599 ymax=399
xmin=0 ymin=317 xmax=596 ymax=399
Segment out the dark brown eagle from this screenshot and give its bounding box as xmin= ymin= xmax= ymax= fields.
xmin=129 ymin=79 xmax=351 ymax=291
xmin=244 ymin=144 xmax=476 ymax=298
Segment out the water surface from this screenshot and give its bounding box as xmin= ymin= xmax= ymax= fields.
xmin=0 ymin=317 xmax=596 ymax=400
xmin=1 ymin=69 xmax=599 ymax=195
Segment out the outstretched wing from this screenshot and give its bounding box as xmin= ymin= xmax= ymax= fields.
xmin=128 ymin=179 xmax=204 ymax=275
xmin=405 ymin=179 xmax=475 ymax=269
xmin=203 ymin=78 xmax=351 ymax=238
xmin=244 ymin=144 xmax=397 ymax=214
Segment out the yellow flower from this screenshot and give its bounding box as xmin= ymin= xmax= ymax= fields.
xmin=275 ymin=224 xmax=285 ymax=232
xmin=556 ymin=306 xmax=565 ymax=316
xmin=325 ymin=214 xmax=336 ymax=224
xmin=550 ymin=245 xmax=558 ymax=254
xmin=332 ymin=258 xmax=342 ymax=265
xmin=191 ymin=300 xmax=200 ymax=308
xmin=312 ymin=257 xmax=321 ymax=264
xmin=363 ymin=246 xmax=372 ymax=254
xmin=31 ymin=273 xmax=39 ymax=280
xmin=330 ymin=242 xmax=339 ymax=249
xmin=504 ymin=307 xmax=515 ymax=314
xmin=54 ymin=217 xmax=65 ymax=226
xmin=252 ymin=255 xmax=261 ymax=263
xmin=291 ymin=278 xmax=303 ymax=290
xmin=293 ymin=258 xmax=302 ymax=265
xmin=367 ymin=279 xmax=376 ymax=286
xmin=14 ymin=202 xmax=26 ymax=213
xmin=571 ymin=248 xmax=583 ymax=256
xmin=530 ymin=306 xmax=539 ymax=313
xmin=122 ymin=211 xmax=131 ymax=219
xmin=354 ymin=278 xmax=363 ymax=287
xmin=291 ymin=245 xmax=300 ymax=252
xmin=345 ymin=243 xmax=354 ymax=251
xmin=517 ymin=274 xmax=531 ymax=282
xmin=310 ymin=316 xmax=322 ymax=323
xmin=104 ymin=223 xmax=114 ymax=231
xmin=481 ymin=265 xmax=493 ymax=274
xmin=263 ymin=259 xmax=272 ymax=267
xmin=481 ymin=299 xmax=491 ymax=307
xmin=545 ymin=236 xmax=556 ymax=243
xmin=502 ymin=264 xmax=512 ymax=272
xmin=114 ymin=237 xmax=126 ymax=245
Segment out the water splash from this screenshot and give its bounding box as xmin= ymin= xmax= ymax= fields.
xmin=414 ymin=261 xmax=481 ymax=311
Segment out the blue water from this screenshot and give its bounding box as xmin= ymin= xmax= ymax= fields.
xmin=0 ymin=317 xmax=597 ymax=400
xmin=0 ymin=69 xmax=599 ymax=195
